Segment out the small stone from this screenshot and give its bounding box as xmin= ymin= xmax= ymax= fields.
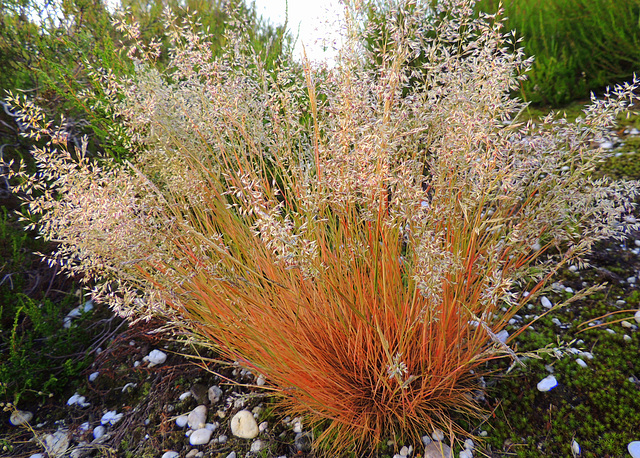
xmin=44 ymin=430 xmax=70 ymax=456
xmin=292 ymin=417 xmax=303 ymax=433
xmin=572 ymin=440 xmax=580 ymax=456
xmin=459 ymin=450 xmax=473 ymax=458
xmin=629 ymin=441 xmax=640 ymax=458
xmin=218 ymin=434 xmax=228 ymax=444
xmin=162 ymin=452 xmax=180 ymax=458
xmin=205 ymin=422 xmax=218 ymax=431
xmin=600 ymin=141 xmax=614 ymax=149
xmin=250 ymin=440 xmax=265 ymax=452
xmin=190 ymin=384 xmax=208 ymax=404
xmin=432 ymin=429 xmax=445 ymax=441
xmin=295 ymin=432 xmax=313 ymax=453
xmin=9 ymin=409 xmax=33 ymax=426
xmin=464 ymin=439 xmax=474 ymax=450
xmin=479 ymin=431 xmax=488 ymax=437
xmin=634 ymin=310 xmax=640 ymax=324
xmin=424 ymin=441 xmax=452 ymax=458
xmin=537 ymin=375 xmax=558 ymax=392
xmin=569 ymin=265 xmax=578 ymax=272
xmin=30 ymin=454 xmax=45 ymax=458
xmin=88 ymin=372 xmax=99 ymax=382
xmin=256 ymin=374 xmax=266 ymax=386
xmin=541 ymin=296 xmax=552 ymax=309
xmin=576 ymin=358 xmax=587 ymax=368
xmin=422 ymin=435 xmax=432 ymax=445
xmin=579 ymin=351 xmax=594 ymax=360
xmin=185 ymin=450 xmax=199 ymax=458
xmin=188 ymin=405 xmax=207 ymax=430
xmin=225 ymin=453 xmax=237 ymax=458
xmin=190 ymin=428 xmax=213 ymax=446
xmin=629 ymin=277 xmax=637 ymax=284
xmin=208 ymin=385 xmax=223 ymax=404
xmin=100 ymin=410 xmax=123 ymax=425
xmin=147 ymin=349 xmax=167 ymax=366
xmin=624 ymin=334 xmax=632 ymax=342
xmin=496 ymin=330 xmax=508 ymax=343
xmin=230 ymin=410 xmax=259 ymax=439
xmin=93 ymin=425 xmax=106 ymax=440
xmin=179 ymin=391 xmax=192 ymax=401
xmin=176 ymin=415 xmax=188 ymax=428
xmin=400 ymin=445 xmax=412 ymax=456
xmin=259 ymin=421 xmax=268 ymax=432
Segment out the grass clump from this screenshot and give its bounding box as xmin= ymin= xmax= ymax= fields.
xmin=7 ymin=0 xmax=640 ymax=454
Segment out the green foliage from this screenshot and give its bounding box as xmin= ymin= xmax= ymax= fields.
xmin=476 ymin=0 xmax=640 ymax=106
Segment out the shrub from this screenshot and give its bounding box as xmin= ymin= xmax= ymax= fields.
xmin=9 ymin=0 xmax=640 ymax=454
xmin=475 ymin=0 xmax=640 ymax=106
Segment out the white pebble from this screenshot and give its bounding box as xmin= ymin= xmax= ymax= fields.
xmin=162 ymin=452 xmax=179 ymax=458
xmin=464 ymin=439 xmax=475 ymax=450
xmin=29 ymin=455 xmax=44 ymax=458
xmin=479 ymin=430 xmax=488 ymax=437
xmin=579 ymin=351 xmax=594 ymax=360
xmin=624 ymin=334 xmax=632 ymax=342
xmin=541 ymin=296 xmax=552 ymax=309
xmin=93 ymin=425 xmax=106 ymax=440
xmin=100 ymin=410 xmax=123 ymax=425
xmin=250 ymin=440 xmax=265 ymax=452
xmin=230 ymin=410 xmax=259 ymax=439
xmin=399 ymin=445 xmax=411 ymax=456
xmin=205 ymin=422 xmax=218 ymax=431
xmin=259 ymin=421 xmax=268 ymax=432
xmin=569 ymin=265 xmax=578 ymax=272
xmin=551 ymin=318 xmax=562 ymax=326
xmin=432 ymin=429 xmax=444 ymax=441
xmin=189 ymin=428 xmax=213 ymax=446
xmin=629 ymin=441 xmax=640 ymax=458
xmin=576 ymin=359 xmax=587 ymax=368
xmin=572 ymin=440 xmax=580 ymax=456
xmin=600 ymin=141 xmax=614 ymax=149
xmin=422 ymin=435 xmax=432 ymax=445
xmin=292 ymin=417 xmax=303 ymax=433
xmin=179 ymin=391 xmax=192 ymax=401
xmin=628 ymin=277 xmax=637 ymax=284
xmin=89 ymin=372 xmax=99 ymax=382
xmin=460 ymin=450 xmax=473 ymax=458
xmin=218 ymin=434 xmax=228 ymax=444
xmin=208 ymin=385 xmax=223 ymax=404
xmin=537 ymin=375 xmax=558 ymax=392
xmin=226 ymin=453 xmax=237 ymax=458
xmin=9 ymin=410 xmax=33 ymax=426
xmin=496 ymin=330 xmax=509 ymax=343
xmin=147 ymin=349 xmax=167 ymax=366
xmin=256 ymin=374 xmax=266 ymax=386
xmin=188 ymin=405 xmax=207 ymax=430
xmin=635 ymin=310 xmax=640 ymax=324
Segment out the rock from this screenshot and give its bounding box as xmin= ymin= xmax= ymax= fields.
xmin=185 ymin=451 xmax=199 ymax=458
xmin=230 ymin=410 xmax=259 ymax=439
xmin=93 ymin=425 xmax=106 ymax=440
xmin=67 ymin=393 xmax=90 ymax=407
xmin=292 ymin=417 xmax=303 ymax=433
xmin=624 ymin=334 xmax=632 ymax=342
xmin=188 ymin=405 xmax=208 ymax=430
xmin=496 ymin=330 xmax=509 ymax=343
xmin=250 ymin=440 xmax=265 ymax=452
xmin=208 ymin=385 xmax=223 ymax=404
xmin=176 ymin=415 xmax=189 ymax=428
xmin=576 ymin=358 xmax=587 ymax=368
xmin=69 ymin=443 xmax=92 ymax=458
xmin=218 ymin=434 xmax=228 ymax=444
xmin=205 ymin=422 xmax=218 ymax=431
xmin=571 ymin=440 xmax=580 ymax=456
xmin=464 ymin=439 xmax=474 ymax=450
xmin=259 ymin=421 xmax=268 ymax=432
xmin=432 ymin=429 xmax=445 ymax=441
xmin=256 ymin=374 xmax=266 ymax=386
xmin=100 ymin=410 xmax=123 ymax=425
xmin=537 ymin=375 xmax=558 ymax=392
xmin=400 ymin=445 xmax=412 ymax=456
xmin=226 ymin=452 xmax=237 ymax=458
xmin=147 ymin=349 xmax=167 ymax=366
xmin=161 ymin=452 xmax=179 ymax=458
xmin=424 ymin=441 xmax=451 ymax=458
xmin=459 ymin=450 xmax=473 ymax=458
xmin=29 ymin=454 xmax=45 ymax=458
xmin=295 ymin=432 xmax=313 ymax=453
xmin=190 ymin=384 xmax=209 ymax=404
xmin=541 ymin=296 xmax=552 ymax=309
xmin=189 ymin=428 xmax=213 ymax=446
xmin=629 ymin=441 xmax=640 ymax=458
xmin=9 ymin=409 xmax=33 ymax=426
xmin=44 ymin=430 xmax=70 ymax=457
xmin=179 ymin=391 xmax=192 ymax=401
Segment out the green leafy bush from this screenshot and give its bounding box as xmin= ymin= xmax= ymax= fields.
xmin=8 ymin=0 xmax=640 ymax=454
xmin=476 ymin=0 xmax=640 ymax=106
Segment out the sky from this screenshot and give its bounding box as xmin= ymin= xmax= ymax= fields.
xmin=251 ymin=0 xmax=346 ymax=63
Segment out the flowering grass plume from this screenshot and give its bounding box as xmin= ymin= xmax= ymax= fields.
xmin=8 ymin=0 xmax=640 ymax=454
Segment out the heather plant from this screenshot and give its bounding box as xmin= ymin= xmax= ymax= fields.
xmin=8 ymin=0 xmax=640 ymax=454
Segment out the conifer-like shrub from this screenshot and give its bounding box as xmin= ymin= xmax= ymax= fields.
xmin=9 ymin=0 xmax=640 ymax=454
